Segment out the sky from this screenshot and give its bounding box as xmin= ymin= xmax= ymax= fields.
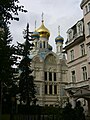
xmin=10 ymin=0 xmax=83 ymax=52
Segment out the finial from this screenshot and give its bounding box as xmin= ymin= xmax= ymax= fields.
xmin=41 ymin=12 xmax=44 ymax=23
xmin=35 ymin=20 xmax=36 ymax=30
xmin=58 ymin=25 xmax=60 ymax=36
xmin=27 ymin=23 xmax=29 ymax=29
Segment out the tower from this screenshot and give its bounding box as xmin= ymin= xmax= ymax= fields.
xmin=55 ymin=26 xmax=64 ymax=59
xmin=36 ymin=13 xmax=50 ymax=51
xmin=31 ymin=20 xmax=40 ymax=53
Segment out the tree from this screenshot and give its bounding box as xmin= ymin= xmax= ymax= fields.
xmin=0 ymin=0 xmax=27 ymax=118
xmin=62 ymin=102 xmax=76 ymax=120
xmin=17 ymin=23 xmax=37 ymax=106
xmin=0 ymin=23 xmax=18 ymax=119
xmin=0 ymin=0 xmax=27 ymax=25
xmin=74 ymin=101 xmax=86 ymax=120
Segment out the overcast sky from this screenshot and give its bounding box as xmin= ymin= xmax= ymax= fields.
xmin=10 ymin=0 xmax=83 ymax=52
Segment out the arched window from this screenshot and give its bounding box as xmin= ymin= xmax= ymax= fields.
xmin=43 ymin=41 xmax=45 ymax=48
xmin=77 ymin=21 xmax=83 ymax=36
xmin=67 ymin=29 xmax=73 ymax=41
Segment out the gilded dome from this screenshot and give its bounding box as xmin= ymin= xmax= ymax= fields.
xmin=36 ymin=21 xmax=50 ymax=38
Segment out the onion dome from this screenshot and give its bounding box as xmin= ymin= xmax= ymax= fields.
xmin=36 ymin=15 xmax=50 ymax=39
xmin=48 ymin=44 xmax=52 ymax=51
xmin=55 ymin=26 xmax=64 ymax=43
xmin=31 ymin=31 xmax=40 ymax=39
xmin=31 ymin=20 xmax=40 ymax=39
xmin=55 ymin=35 xmax=64 ymax=43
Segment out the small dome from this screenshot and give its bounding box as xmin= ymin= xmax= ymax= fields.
xmin=31 ymin=31 xmax=40 ymax=39
xmin=55 ymin=35 xmax=64 ymax=43
xmin=48 ymin=44 xmax=52 ymax=51
xmin=36 ymin=21 xmax=50 ymax=38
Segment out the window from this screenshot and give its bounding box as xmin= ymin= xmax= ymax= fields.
xmin=68 ymin=31 xmax=73 ymax=40
xmin=85 ymin=5 xmax=88 ymax=14
xmin=71 ymin=71 xmax=76 ymax=83
xmin=70 ymin=50 xmax=74 ymax=61
xmin=80 ymin=44 xmax=85 ymax=56
xmin=43 ymin=41 xmax=45 ymax=48
xmin=54 ymin=85 xmax=57 ymax=94
xmin=49 ymin=72 xmax=52 ymax=81
xmin=88 ymin=22 xmax=90 ymax=36
xmin=88 ymin=3 xmax=90 ymax=12
xmin=45 ymin=85 xmax=47 ymax=94
xmin=54 ymin=73 xmax=56 ymax=81
xmin=49 ymin=85 xmax=52 ymax=94
xmin=78 ymin=23 xmax=82 ymax=35
xmin=44 ymin=72 xmax=47 ymax=81
xmin=82 ymin=66 xmax=87 ymax=80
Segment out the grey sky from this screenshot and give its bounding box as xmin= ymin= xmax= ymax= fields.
xmin=10 ymin=0 xmax=83 ymax=51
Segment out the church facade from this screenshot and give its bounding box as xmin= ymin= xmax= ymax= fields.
xmin=30 ymin=17 xmax=68 ymax=106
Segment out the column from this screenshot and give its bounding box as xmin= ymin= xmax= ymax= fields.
xmin=52 ymin=84 xmax=54 ymax=95
xmin=47 ymin=84 xmax=49 ymax=94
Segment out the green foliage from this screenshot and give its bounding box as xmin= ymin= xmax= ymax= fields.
xmin=74 ymin=101 xmax=86 ymax=120
xmin=0 ymin=23 xmax=18 ymax=115
xmin=0 ymin=0 xmax=27 ymax=25
xmin=17 ymin=24 xmax=36 ymax=106
xmin=0 ymin=24 xmax=17 ymax=85
xmin=62 ymin=103 xmax=75 ymax=120
xmin=61 ymin=101 xmax=86 ymax=120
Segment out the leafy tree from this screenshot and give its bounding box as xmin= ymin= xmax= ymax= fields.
xmin=17 ymin=23 xmax=37 ymax=106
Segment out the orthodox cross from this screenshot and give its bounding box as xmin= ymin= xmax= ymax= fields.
xmin=58 ymin=25 xmax=60 ymax=35
xmin=42 ymin=12 xmax=44 ymax=22
xmin=35 ymin=20 xmax=36 ymax=30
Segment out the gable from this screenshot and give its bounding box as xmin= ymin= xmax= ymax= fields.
xmin=45 ymin=54 xmax=56 ymax=64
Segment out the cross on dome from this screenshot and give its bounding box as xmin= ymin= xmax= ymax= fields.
xmin=41 ymin=12 xmax=44 ymax=23
xmin=58 ymin=25 xmax=60 ymax=36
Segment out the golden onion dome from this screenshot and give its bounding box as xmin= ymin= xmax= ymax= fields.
xmin=36 ymin=21 xmax=50 ymax=38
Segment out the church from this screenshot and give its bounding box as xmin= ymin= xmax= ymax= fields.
xmin=30 ymin=14 xmax=68 ymax=106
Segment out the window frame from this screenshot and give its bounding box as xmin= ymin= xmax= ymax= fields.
xmin=49 ymin=72 xmax=52 ymax=81
xmin=82 ymin=66 xmax=87 ymax=81
xmin=44 ymin=72 xmax=47 ymax=81
xmin=45 ymin=85 xmax=47 ymax=94
xmin=87 ymin=22 xmax=90 ymax=36
xmin=71 ymin=70 xmax=76 ymax=83
xmin=49 ymin=85 xmax=52 ymax=94
xmin=80 ymin=43 xmax=85 ymax=56
xmin=70 ymin=49 xmax=74 ymax=61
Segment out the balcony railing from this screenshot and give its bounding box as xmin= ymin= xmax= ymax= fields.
xmin=65 ymin=79 xmax=89 ymax=89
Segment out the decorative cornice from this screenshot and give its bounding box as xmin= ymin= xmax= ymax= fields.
xmin=80 ymin=0 xmax=89 ymax=9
